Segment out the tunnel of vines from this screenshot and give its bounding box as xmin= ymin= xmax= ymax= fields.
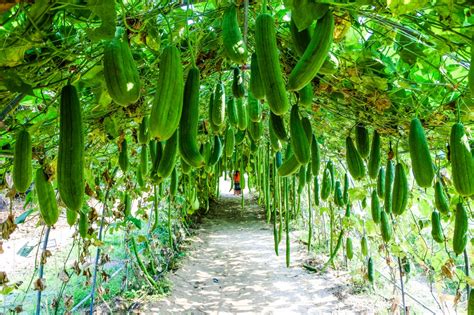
xmin=0 ymin=0 xmax=473 ymax=314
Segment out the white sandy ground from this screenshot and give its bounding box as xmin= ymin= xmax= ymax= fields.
xmin=143 ymin=184 xmax=386 ymax=314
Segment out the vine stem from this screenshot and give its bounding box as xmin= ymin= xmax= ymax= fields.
xmin=0 ymin=93 xmax=25 ymax=122
xmin=151 ymin=185 xmax=159 ymax=232
xmin=397 ymin=257 xmax=407 ymax=314
xmin=35 ymin=226 xmax=51 ymax=315
xmin=89 ymin=168 xmax=116 ymax=314
xmin=168 ymin=195 xmax=172 ymax=248
xmin=464 ymin=249 xmax=470 ymax=298
xmin=307 ymin=180 xmax=312 ymax=252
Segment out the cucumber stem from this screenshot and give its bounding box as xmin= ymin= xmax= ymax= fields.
xmin=35 ymin=226 xmax=51 ymax=315
xmin=130 ymin=237 xmax=158 ymax=288
xmin=397 ymin=257 xmax=407 ymax=314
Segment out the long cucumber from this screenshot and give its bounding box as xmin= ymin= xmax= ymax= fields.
xmin=288 ymin=12 xmax=334 ymax=91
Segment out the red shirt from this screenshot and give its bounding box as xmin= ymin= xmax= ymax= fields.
xmin=234 ymin=173 xmax=240 ymax=183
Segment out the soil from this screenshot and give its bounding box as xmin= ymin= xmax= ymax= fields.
xmin=143 ymin=190 xmax=385 ymax=314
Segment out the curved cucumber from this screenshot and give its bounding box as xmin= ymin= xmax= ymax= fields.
xmin=179 ymin=67 xmax=205 ymax=168
xmin=255 ymin=14 xmax=290 ymax=115
xmin=222 ymin=5 xmax=248 ymax=64
xmin=278 ymin=154 xmax=301 ymax=177
xmin=103 ymin=35 xmax=141 ymax=106
xmin=270 ymin=112 xmax=288 ymax=141
xmin=157 ymin=130 xmax=178 ymax=179
xmin=290 ymin=105 xmax=310 ymax=164
xmin=288 ymin=12 xmax=334 ymax=91
xmin=346 ymin=136 xmax=366 ymax=180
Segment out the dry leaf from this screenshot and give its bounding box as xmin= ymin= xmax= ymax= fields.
xmin=33 ymin=278 xmax=45 ymax=291
xmin=453 ymin=290 xmax=461 ymax=306
xmin=441 ymin=259 xmax=456 ymax=279
xmin=0 ymin=271 xmax=9 ymax=285
xmin=58 ymin=270 xmax=70 ymax=283
xmin=64 ymin=295 xmax=74 ymax=309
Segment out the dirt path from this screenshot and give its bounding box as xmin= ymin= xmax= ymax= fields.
xmin=144 ymin=192 xmax=382 ymax=314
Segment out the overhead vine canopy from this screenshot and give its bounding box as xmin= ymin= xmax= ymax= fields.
xmin=0 ymin=0 xmax=473 ymax=313
xmin=0 ymin=0 xmax=472 ymax=135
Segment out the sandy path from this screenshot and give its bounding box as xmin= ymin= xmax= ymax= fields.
xmin=144 ymin=192 xmax=380 ymax=314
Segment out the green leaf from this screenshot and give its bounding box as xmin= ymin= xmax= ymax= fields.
xmin=284 ymin=0 xmax=329 ymax=31
xmin=126 ymin=216 xmax=142 ymax=229
xmin=14 ymin=209 xmax=35 ymax=224
xmin=85 ymin=0 xmax=116 ymax=41
xmin=0 ymin=71 xmax=34 ymax=95
xmin=387 ymin=0 xmax=429 ymax=15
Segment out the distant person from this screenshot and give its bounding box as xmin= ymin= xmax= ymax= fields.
xmin=233 ymin=171 xmax=241 ymax=195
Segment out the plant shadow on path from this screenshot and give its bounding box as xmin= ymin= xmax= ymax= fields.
xmin=143 ymin=192 xmax=381 ymax=314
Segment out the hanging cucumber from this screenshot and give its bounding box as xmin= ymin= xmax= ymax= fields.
xmin=156 ymin=130 xmax=178 ymax=179
xmin=377 ymin=167 xmax=385 ymax=199
xmin=346 ymin=136 xmax=366 ymax=180
xmin=380 ymin=211 xmax=392 ymax=242
xmin=58 ymin=84 xmax=84 ymax=212
xmin=118 ymin=138 xmax=129 ymax=173
xmin=392 ymin=162 xmax=408 ymax=216
xmin=368 ymin=130 xmax=381 ymax=179
xmin=371 ymin=190 xmax=381 ymax=223
xmin=78 ymin=211 xmax=88 ymax=238
xmin=453 ymin=202 xmax=468 ymax=255
xmin=255 ymin=13 xmax=290 ymax=115
xmin=13 ymin=129 xmax=32 ymax=193
xmin=287 ymin=12 xmax=334 ymax=91
xmin=290 ymin=105 xmax=310 ymax=164
xmin=343 ymin=173 xmax=349 ymax=205
xmin=236 ymin=98 xmax=248 ymax=131
xmin=355 ymin=124 xmax=370 ymax=159
xmin=368 ymin=257 xmax=374 ymax=283
xmin=270 ymin=112 xmax=288 ymax=141
xmin=149 ymin=46 xmax=184 ymax=141
xmin=449 ymin=123 xmax=474 ymax=196
xmin=222 ymin=5 xmax=248 ymax=64
xmin=384 ymin=159 xmax=395 ymax=213
xmin=361 ymin=236 xmax=368 ymax=256
xmin=321 ymin=167 xmax=331 ymax=200
xmin=409 ymin=118 xmax=434 ymax=188
xmin=249 ymin=53 xmax=265 ymax=100
xmin=212 ymin=82 xmax=226 ymax=127
xmin=434 ymin=180 xmax=449 ymax=214
xmin=179 ymin=66 xmax=205 ymax=168
xmin=311 ymin=135 xmax=320 ymax=176
xmin=232 ymin=67 xmax=245 ymax=98
xmin=346 ymin=237 xmax=353 ymax=260
xmin=431 ymin=210 xmax=444 ymax=243
xmin=334 ymin=180 xmax=344 ymax=207
xmin=35 ymin=168 xmax=59 ymax=227
xmin=248 ymin=92 xmax=262 ymax=122
xmin=278 ymin=155 xmax=300 ymax=177
xmin=138 ymin=116 xmax=149 ymax=145
xmin=103 ymin=34 xmax=141 ymax=106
